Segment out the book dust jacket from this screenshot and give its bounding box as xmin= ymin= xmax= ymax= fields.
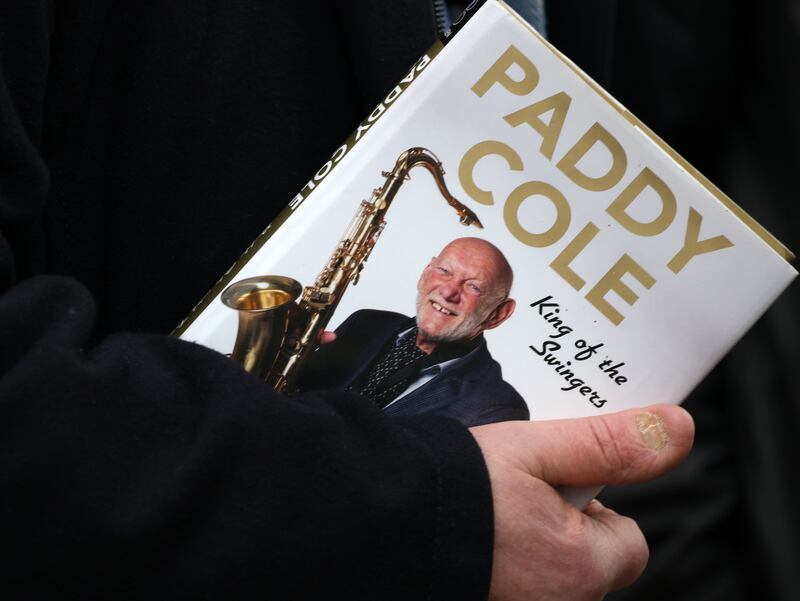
xmin=175 ymin=1 xmax=796 ymax=430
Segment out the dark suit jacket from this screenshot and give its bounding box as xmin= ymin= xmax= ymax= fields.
xmin=301 ymin=309 xmax=530 ymax=427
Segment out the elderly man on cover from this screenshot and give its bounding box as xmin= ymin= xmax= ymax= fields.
xmin=303 ymin=237 xmax=529 ymax=427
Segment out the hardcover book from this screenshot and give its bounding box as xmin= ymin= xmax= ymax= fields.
xmin=175 ymin=0 xmax=796 ymax=483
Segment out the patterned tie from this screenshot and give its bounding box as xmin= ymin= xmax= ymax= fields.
xmin=358 ymin=328 xmax=427 ymax=409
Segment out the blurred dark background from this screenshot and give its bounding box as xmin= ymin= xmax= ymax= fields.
xmin=541 ymin=1 xmax=800 ymax=599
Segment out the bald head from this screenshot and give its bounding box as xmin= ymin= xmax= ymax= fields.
xmin=438 ymin=237 xmax=514 ymax=301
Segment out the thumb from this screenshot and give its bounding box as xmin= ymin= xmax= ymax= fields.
xmin=485 ymin=404 xmax=694 ymax=488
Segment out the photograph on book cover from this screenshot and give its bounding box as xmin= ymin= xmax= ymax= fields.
xmin=177 ymin=0 xmax=796 ymax=426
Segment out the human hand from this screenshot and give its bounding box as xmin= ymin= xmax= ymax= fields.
xmin=319 ymin=331 xmax=336 ymax=344
xmin=470 ymin=404 xmax=694 ymax=601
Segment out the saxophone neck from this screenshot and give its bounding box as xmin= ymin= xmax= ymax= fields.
xmin=376 ymin=147 xmax=484 ymax=228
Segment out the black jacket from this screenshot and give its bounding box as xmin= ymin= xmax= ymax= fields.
xmin=302 ymin=309 xmax=530 ymax=427
xmin=0 ymin=2 xmax=493 ymax=599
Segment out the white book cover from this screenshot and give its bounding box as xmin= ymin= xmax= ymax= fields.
xmin=175 ymin=0 xmax=796 ymax=449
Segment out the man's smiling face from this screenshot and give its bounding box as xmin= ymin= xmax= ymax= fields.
xmin=415 ymin=238 xmax=514 ymax=350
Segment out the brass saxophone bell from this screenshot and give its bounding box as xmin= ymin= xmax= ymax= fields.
xmin=221 ymin=275 xmax=303 ymax=382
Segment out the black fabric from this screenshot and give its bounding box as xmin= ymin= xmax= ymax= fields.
xmin=334 ymin=0 xmax=438 ymax=109
xmin=0 ymin=2 xmax=494 ymax=600
xmin=545 ymin=0 xmax=618 ymax=87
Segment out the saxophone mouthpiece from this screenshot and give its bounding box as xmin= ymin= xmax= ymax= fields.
xmin=460 ymin=208 xmax=484 ymax=229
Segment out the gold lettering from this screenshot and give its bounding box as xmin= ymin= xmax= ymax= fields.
xmin=472 ymin=45 xmax=540 ymax=98
xmin=667 ymin=207 xmax=734 ymax=273
xmin=550 ymin=222 xmax=600 ymax=290
xmin=503 ymin=91 xmax=572 ymax=160
xmin=607 ymin=167 xmax=676 ymax=236
xmin=557 ymin=122 xmax=627 ymax=192
xmin=504 ymin=181 xmax=570 ymax=248
xmin=459 ymin=141 xmax=524 ymax=206
xmin=586 ymin=255 xmax=656 ymax=325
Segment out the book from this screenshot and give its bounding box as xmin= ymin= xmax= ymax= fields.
xmin=174 ymin=0 xmax=796 ymax=501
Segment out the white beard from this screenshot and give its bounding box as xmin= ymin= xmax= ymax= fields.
xmin=415 ymin=293 xmax=492 ymax=344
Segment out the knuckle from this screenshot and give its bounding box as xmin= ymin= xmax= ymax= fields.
xmin=609 ymin=516 xmax=649 ymax=591
xmin=624 ymin=518 xmax=650 ymax=579
xmin=563 ymin=512 xmax=592 ymax=552
xmin=562 ymin=512 xmax=648 ymax=599
xmin=568 ymin=504 xmax=651 ymax=597
xmin=563 ymin=515 xmax=605 ymax=592
xmin=588 ymin=415 xmax=633 ymax=477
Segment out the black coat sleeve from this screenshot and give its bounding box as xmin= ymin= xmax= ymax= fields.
xmin=0 ymin=4 xmax=493 ymax=600
xmin=0 ymin=277 xmax=493 ymax=600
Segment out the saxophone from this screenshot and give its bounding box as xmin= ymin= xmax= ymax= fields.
xmin=221 ymin=147 xmax=483 ymax=392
